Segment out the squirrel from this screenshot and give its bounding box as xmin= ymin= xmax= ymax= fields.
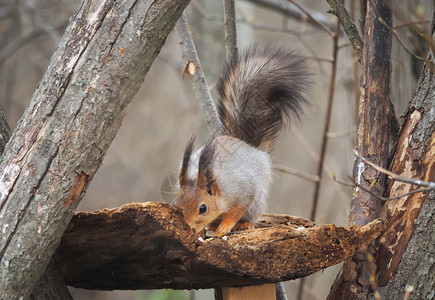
xmin=174 ymin=46 xmax=310 ymax=237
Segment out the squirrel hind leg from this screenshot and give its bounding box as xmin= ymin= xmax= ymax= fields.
xmin=233 ymin=220 xmax=255 ymax=231
xmin=214 ymin=205 xmax=248 ymax=237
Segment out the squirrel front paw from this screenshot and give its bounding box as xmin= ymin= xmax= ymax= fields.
xmin=214 ymin=206 xmax=249 ymax=237
xmin=214 ymin=223 xmax=234 ymax=237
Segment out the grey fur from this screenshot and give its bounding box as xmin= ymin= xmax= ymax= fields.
xmin=176 ymin=46 xmax=310 ymax=231
xmin=217 ymin=45 xmax=310 ymax=153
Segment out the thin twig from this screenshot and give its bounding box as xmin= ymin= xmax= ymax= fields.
xmin=310 ymin=21 xmax=340 ymax=222
xmin=294 ymin=36 xmax=329 ymax=74
xmin=332 ymin=174 xmax=433 ymax=202
xmin=326 ymin=128 xmax=356 ymax=139
xmin=299 ymin=14 xmax=341 ymax=300
xmin=245 ymin=0 xmax=336 ymax=32
xmin=223 ymin=0 xmax=238 ymax=61
xmin=394 ymin=19 xmax=430 ymax=29
xmin=190 ymin=2 xmax=222 ymax=22
xmin=332 ymin=173 xmax=354 ymax=187
xmin=192 ymin=3 xmax=312 ymax=36
xmin=292 ymin=128 xmax=351 ymax=207
xmin=295 ymin=54 xmax=333 ymax=63
xmin=288 ymin=0 xmax=334 ymax=36
xmin=273 ymin=164 xmax=319 ymax=183
xmin=353 ymin=181 xmax=433 ymax=202
xmin=176 ymin=13 xmax=223 ymax=135
xmin=0 ymin=22 xmax=67 ymax=64
xmin=191 ymin=2 xmax=333 ymax=65
xmin=326 ymin=0 xmax=363 ymax=61
xmin=238 ymin=16 xmax=304 ymax=36
xmin=389 ymin=1 xmax=435 ymax=57
xmin=354 ymin=150 xmax=435 ymax=189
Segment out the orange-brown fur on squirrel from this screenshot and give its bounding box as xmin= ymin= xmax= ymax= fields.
xmin=175 ymin=46 xmax=311 ymax=237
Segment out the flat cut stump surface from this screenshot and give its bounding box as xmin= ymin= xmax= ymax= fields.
xmin=54 ymin=202 xmax=386 ymax=290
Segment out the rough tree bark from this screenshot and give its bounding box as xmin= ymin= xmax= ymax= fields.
xmin=328 ymin=0 xmax=392 ymax=298
xmin=0 ymin=102 xmax=10 ymax=154
xmin=328 ymin=1 xmax=435 ymax=299
xmin=0 ymin=79 xmax=71 ymax=300
xmin=374 ymin=45 xmax=435 ymax=300
xmin=30 ymin=260 xmax=73 ymax=300
xmin=53 ymin=202 xmax=386 ymax=290
xmin=0 ymin=0 xmax=190 ymax=298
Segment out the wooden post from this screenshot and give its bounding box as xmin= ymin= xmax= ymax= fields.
xmin=222 ymin=284 xmax=276 ymax=300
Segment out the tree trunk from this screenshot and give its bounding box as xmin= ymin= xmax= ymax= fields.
xmin=0 ymin=0 xmax=190 ymax=298
xmin=329 ymin=2 xmax=434 ymax=299
xmin=375 ymin=52 xmax=435 ymax=300
xmin=30 ymin=260 xmax=73 ymax=300
xmin=328 ymin=0 xmax=392 ymax=298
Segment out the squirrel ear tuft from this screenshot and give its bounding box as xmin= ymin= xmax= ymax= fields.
xmin=179 ymin=136 xmax=195 ymax=187
xmin=198 ymin=168 xmax=217 ymax=195
xmin=198 ymin=140 xmax=217 ymax=192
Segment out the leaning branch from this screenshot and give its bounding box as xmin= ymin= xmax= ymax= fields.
xmin=176 ymin=13 xmax=223 ymax=135
xmin=0 ymin=0 xmax=191 ymax=298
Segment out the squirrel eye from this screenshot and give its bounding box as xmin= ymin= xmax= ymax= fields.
xmin=199 ymin=204 xmax=207 ymax=215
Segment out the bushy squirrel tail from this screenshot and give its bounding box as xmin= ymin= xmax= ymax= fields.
xmin=216 ymin=46 xmax=311 ymax=153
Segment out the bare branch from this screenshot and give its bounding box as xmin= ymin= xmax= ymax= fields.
xmin=298 ymin=17 xmax=340 ymax=300
xmin=288 ymin=0 xmax=334 ymax=36
xmin=191 ymin=2 xmax=305 ymax=36
xmin=176 ymin=13 xmax=223 ymax=135
xmin=332 ymin=174 xmax=433 ymax=202
xmin=223 ymin=0 xmax=238 ymax=61
xmin=245 ymin=0 xmax=336 ymax=32
xmin=326 ymin=0 xmax=363 ymax=61
xmin=310 ymin=20 xmax=340 ymax=222
xmin=0 ymin=22 xmax=67 ymax=64
xmin=273 ymin=164 xmax=319 ymax=183
xmin=326 ymin=128 xmax=356 ymax=139
xmin=367 ymin=0 xmax=428 ymax=62
xmin=394 ymin=19 xmax=430 ymax=29
xmin=354 ymin=150 xmax=435 ymax=189
xmin=0 ymin=0 xmax=191 ymax=298
xmin=353 ymin=181 xmax=433 ymax=202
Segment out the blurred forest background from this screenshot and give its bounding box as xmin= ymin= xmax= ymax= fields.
xmin=0 ymin=0 xmax=430 ymax=299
